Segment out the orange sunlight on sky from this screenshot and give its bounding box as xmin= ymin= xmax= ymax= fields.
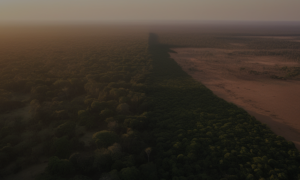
xmin=1 ymin=0 xmax=300 ymax=24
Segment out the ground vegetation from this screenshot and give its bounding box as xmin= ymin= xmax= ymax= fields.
xmin=1 ymin=28 xmax=300 ymax=180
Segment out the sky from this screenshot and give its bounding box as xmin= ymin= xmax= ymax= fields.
xmin=1 ymin=0 xmax=300 ymax=24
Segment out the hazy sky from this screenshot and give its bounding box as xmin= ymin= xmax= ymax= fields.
xmin=1 ymin=0 xmax=300 ymax=23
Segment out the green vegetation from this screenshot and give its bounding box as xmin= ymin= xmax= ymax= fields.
xmin=1 ymin=29 xmax=300 ymax=180
xmin=147 ymin=33 xmax=300 ymax=179
xmin=0 ymin=29 xmax=154 ymax=179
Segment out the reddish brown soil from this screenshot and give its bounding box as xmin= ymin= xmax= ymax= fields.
xmin=170 ymin=48 xmax=300 ymax=150
xmin=240 ymin=36 xmax=298 ymax=40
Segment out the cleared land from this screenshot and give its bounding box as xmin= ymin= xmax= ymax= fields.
xmin=170 ymin=47 xmax=300 ymax=150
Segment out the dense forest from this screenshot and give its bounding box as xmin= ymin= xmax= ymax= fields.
xmin=0 ymin=28 xmax=300 ymax=180
xmin=0 ymin=29 xmax=155 ymax=179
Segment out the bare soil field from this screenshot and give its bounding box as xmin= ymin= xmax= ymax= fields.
xmin=243 ymin=36 xmax=297 ymax=40
xmin=240 ymin=35 xmax=300 ymax=43
xmin=170 ymin=48 xmax=300 ymax=150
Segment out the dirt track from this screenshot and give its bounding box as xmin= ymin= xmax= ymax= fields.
xmin=170 ymin=48 xmax=300 ymax=150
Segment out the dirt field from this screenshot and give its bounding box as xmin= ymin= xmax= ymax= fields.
xmin=170 ymin=48 xmax=300 ymax=150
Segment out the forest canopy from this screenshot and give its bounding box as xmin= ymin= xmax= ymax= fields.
xmin=0 ymin=27 xmax=300 ymax=180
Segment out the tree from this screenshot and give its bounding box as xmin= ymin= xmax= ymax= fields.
xmin=69 ymin=152 xmax=95 ymax=175
xmin=99 ymin=170 xmax=120 ymax=180
xmin=55 ymin=121 xmax=76 ymax=137
xmin=92 ymin=130 xmax=119 ymax=148
xmin=94 ymin=148 xmax=112 ymax=171
xmin=91 ymin=101 xmax=107 ymax=112
xmin=78 ymin=110 xmax=94 ymax=128
xmin=145 ymin=147 xmax=152 ymax=162
xmin=119 ymin=96 xmax=130 ymax=104
xmin=140 ymin=162 xmax=158 ymax=180
xmin=47 ymin=156 xmax=75 ymax=178
xmin=120 ymin=167 xmax=140 ymax=180
xmin=108 ymin=143 xmax=122 ymax=160
xmin=107 ymin=121 xmax=119 ymax=131
xmin=52 ymin=110 xmax=69 ymax=121
xmin=30 ymin=99 xmax=41 ymax=119
xmin=51 ymin=136 xmax=72 ymax=158
xmin=100 ymin=109 xmax=114 ymax=119
xmin=53 ymin=79 xmax=70 ymax=89
xmin=116 ymin=103 xmax=130 ymax=114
